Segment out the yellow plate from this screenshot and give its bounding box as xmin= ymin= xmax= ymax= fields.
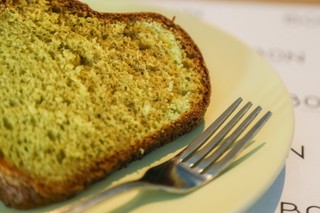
xmin=0 ymin=1 xmax=294 ymax=212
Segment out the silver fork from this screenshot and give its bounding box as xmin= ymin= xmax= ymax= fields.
xmin=54 ymin=97 xmax=272 ymax=213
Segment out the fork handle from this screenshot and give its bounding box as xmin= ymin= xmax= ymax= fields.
xmin=54 ymin=180 xmax=151 ymax=213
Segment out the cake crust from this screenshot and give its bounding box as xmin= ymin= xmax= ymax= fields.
xmin=0 ymin=0 xmax=211 ymax=209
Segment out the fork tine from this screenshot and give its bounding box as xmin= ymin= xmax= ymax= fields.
xmin=194 ymin=106 xmax=262 ymax=172
xmin=203 ymin=111 xmax=272 ymax=178
xmin=182 ymin=101 xmax=253 ymax=167
xmin=178 ymin=97 xmax=243 ymax=162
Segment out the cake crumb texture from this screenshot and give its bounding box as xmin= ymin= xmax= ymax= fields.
xmin=0 ymin=0 xmax=210 ymax=209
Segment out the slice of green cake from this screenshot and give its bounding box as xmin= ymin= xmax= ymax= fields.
xmin=0 ymin=0 xmax=210 ymax=209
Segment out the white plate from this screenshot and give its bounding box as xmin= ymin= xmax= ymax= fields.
xmin=0 ymin=1 xmax=294 ymax=213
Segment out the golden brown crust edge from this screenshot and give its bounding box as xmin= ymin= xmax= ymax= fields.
xmin=0 ymin=0 xmax=211 ymax=209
